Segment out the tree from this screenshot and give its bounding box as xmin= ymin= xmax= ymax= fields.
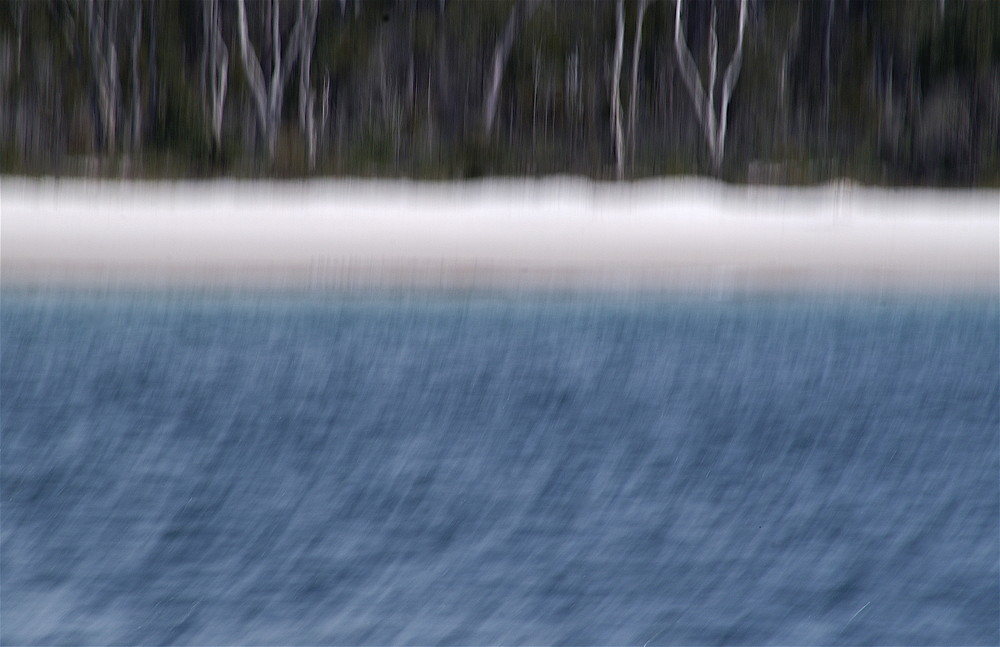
xmin=673 ymin=0 xmax=748 ymax=171
xmin=483 ymin=0 xmax=536 ymax=135
xmin=84 ymin=0 xmax=122 ymax=154
xmin=610 ymin=0 xmax=625 ymax=178
xmin=3 ymin=0 xmax=998 ymax=184
xmin=234 ymin=0 xmax=315 ymax=160
xmin=294 ymin=0 xmax=325 ymax=169
xmin=627 ymin=0 xmax=650 ymax=167
xmin=200 ymin=0 xmax=228 ymax=151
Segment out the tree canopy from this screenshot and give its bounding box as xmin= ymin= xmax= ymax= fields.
xmin=2 ymin=0 xmax=997 ymax=185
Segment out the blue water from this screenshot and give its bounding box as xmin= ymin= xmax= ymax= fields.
xmin=2 ymin=289 xmax=998 ymax=645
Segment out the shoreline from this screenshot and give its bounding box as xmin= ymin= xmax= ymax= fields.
xmin=2 ymin=177 xmax=997 ymax=294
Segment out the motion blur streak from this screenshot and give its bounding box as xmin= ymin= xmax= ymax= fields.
xmin=2 ymin=291 xmax=998 ymax=645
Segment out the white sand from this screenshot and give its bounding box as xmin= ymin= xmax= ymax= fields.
xmin=2 ymin=177 xmax=997 ymax=292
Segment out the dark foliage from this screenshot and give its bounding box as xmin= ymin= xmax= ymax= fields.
xmin=1 ymin=0 xmax=997 ymax=185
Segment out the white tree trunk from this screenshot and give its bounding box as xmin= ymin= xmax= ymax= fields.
xmin=674 ymin=0 xmax=748 ymax=171
xmin=202 ymin=0 xmax=229 ymax=149
xmin=714 ymin=0 xmax=747 ymax=166
xmin=484 ymin=0 xmax=535 ymax=135
xmin=628 ymin=0 xmax=649 ymax=163
xmin=611 ymin=0 xmax=625 ymax=179
xmin=319 ymin=72 xmax=331 ymax=158
xmin=296 ymin=0 xmax=320 ymax=169
xmin=565 ymin=48 xmax=580 ymax=119
xmin=86 ymin=0 xmax=121 ymax=155
xmin=13 ymin=0 xmax=23 ymax=75
xmin=130 ymin=3 xmax=142 ymax=153
xmin=235 ymin=0 xmax=304 ymax=160
xmin=235 ymin=0 xmax=271 ymax=154
xmin=269 ymin=0 xmax=282 ymax=144
xmin=824 ymin=0 xmax=833 ymax=142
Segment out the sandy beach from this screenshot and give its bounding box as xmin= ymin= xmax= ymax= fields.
xmin=2 ymin=177 xmax=997 ymax=292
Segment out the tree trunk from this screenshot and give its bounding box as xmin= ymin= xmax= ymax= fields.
xmin=235 ymin=0 xmax=272 ymax=155
xmin=130 ymin=3 xmax=142 ymax=154
xmin=484 ymin=0 xmax=535 ymax=135
xmin=296 ymin=0 xmax=320 ymax=169
xmin=201 ymin=0 xmax=229 ymax=151
xmin=628 ymin=0 xmax=649 ymax=167
xmin=673 ymin=0 xmax=747 ymax=171
xmin=235 ymin=0 xmax=305 ymax=160
xmin=611 ymin=0 xmax=625 ymax=179
xmin=86 ymin=0 xmax=121 ymax=155
xmin=714 ymin=0 xmax=747 ymax=168
xmin=824 ymin=0 xmax=833 ymax=145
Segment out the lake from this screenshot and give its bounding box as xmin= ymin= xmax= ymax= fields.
xmin=2 ymin=289 xmax=997 ymax=645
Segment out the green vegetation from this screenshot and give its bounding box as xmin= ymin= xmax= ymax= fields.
xmin=1 ymin=0 xmax=997 ymax=185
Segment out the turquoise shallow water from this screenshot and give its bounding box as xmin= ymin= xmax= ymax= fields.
xmin=2 ymin=289 xmax=998 ymax=645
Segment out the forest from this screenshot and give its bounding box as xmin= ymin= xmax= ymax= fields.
xmin=2 ymin=0 xmax=998 ymax=185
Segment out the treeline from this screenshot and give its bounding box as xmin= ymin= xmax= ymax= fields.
xmin=1 ymin=0 xmax=998 ymax=185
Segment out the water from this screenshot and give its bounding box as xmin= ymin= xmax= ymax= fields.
xmin=2 ymin=289 xmax=998 ymax=645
